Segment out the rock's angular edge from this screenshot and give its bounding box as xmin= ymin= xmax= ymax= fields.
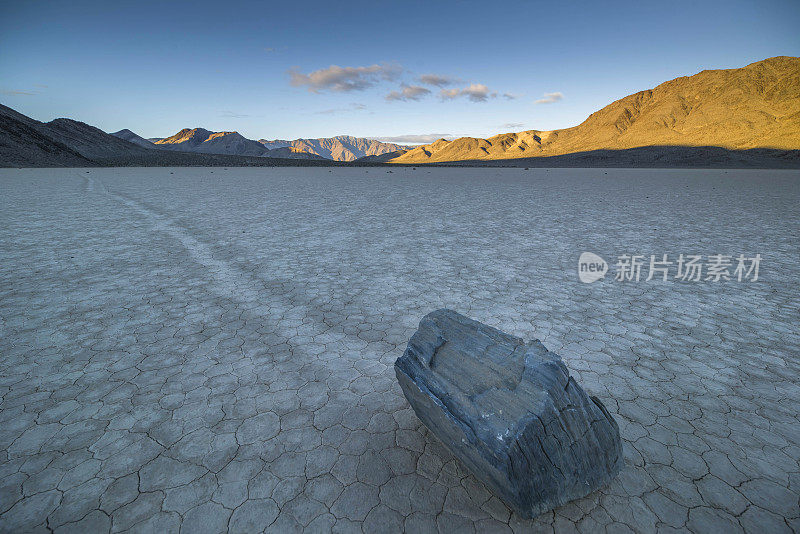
xmin=395 ymin=309 xmax=623 ymax=519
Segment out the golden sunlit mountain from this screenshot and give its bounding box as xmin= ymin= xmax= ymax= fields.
xmin=390 ymin=56 xmax=800 ymax=164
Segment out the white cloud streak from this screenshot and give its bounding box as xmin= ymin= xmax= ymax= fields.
xmin=288 ymin=63 xmax=402 ymax=93
xmin=385 ymin=84 xmax=431 ymax=102
xmin=534 ymin=91 xmax=564 ymax=104
xmin=440 ymin=83 xmax=496 ymax=102
xmin=417 ymin=73 xmax=460 ymax=87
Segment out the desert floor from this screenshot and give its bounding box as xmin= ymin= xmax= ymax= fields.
xmin=1 ymin=167 xmax=798 ymax=533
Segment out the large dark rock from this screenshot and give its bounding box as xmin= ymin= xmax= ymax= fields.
xmin=395 ymin=309 xmax=623 ymax=518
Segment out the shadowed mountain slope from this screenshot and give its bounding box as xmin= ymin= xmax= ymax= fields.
xmin=258 ymin=139 xmax=292 ymax=150
xmin=428 ymin=146 xmax=800 ymax=168
xmin=0 ymin=104 xmax=93 ymax=167
xmin=355 ymin=150 xmax=409 ymax=163
xmin=391 ymin=56 xmax=800 ymax=164
xmin=111 ymin=129 xmax=157 ymax=148
xmin=264 ymin=146 xmax=328 ymax=160
xmin=0 ymin=104 xmax=150 ymax=166
xmin=44 ymin=119 xmax=154 ymax=160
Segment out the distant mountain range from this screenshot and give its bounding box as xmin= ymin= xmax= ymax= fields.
xmin=137 ymin=129 xmax=410 ymax=161
xmin=0 ymin=105 xmax=334 ymax=167
xmin=2 ymin=56 xmax=798 ymax=168
xmin=258 ymin=136 xmax=411 ymax=162
xmin=153 ymin=128 xmax=295 ymax=158
xmin=389 ymin=56 xmax=800 ymax=164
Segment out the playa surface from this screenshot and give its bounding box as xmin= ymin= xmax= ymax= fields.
xmin=1 ymin=167 xmax=798 ymax=533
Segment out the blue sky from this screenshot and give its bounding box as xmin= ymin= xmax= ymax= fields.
xmin=1 ymin=0 xmax=798 ymax=142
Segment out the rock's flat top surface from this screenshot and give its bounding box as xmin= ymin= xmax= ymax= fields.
xmin=1 ymin=167 xmax=798 ymax=533
xmin=400 ymin=310 xmax=558 ymax=449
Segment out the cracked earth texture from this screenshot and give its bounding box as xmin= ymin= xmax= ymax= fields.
xmin=0 ymin=167 xmax=798 ymax=533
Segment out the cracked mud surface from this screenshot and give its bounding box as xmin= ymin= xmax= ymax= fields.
xmin=1 ymin=167 xmax=798 ymax=533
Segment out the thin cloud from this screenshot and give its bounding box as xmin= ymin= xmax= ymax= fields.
xmin=2 ymin=89 xmax=37 ymax=95
xmin=385 ymin=84 xmax=431 ymax=102
xmin=534 ymin=91 xmax=564 ymax=104
xmin=502 ymin=93 xmax=519 ymax=100
xmin=264 ymin=46 xmax=287 ymax=54
xmin=220 ymin=110 xmax=250 ymax=118
xmin=288 ymin=63 xmax=402 ymax=93
xmin=417 ymin=74 xmax=460 ymax=87
xmin=500 ymin=122 xmax=524 ymax=129
xmin=371 ymin=133 xmax=454 ymax=144
xmin=440 ymin=83 xmax=496 ymax=103
xmin=314 ymin=103 xmax=369 ymax=115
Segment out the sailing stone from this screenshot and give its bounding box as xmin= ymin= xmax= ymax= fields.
xmin=395 ymin=309 xmax=623 ymax=518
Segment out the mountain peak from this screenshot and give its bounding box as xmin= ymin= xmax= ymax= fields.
xmin=111 ymin=128 xmax=156 ymax=148
xmin=156 ymin=128 xmax=213 ymax=146
xmin=152 ymin=127 xmax=268 ymax=156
